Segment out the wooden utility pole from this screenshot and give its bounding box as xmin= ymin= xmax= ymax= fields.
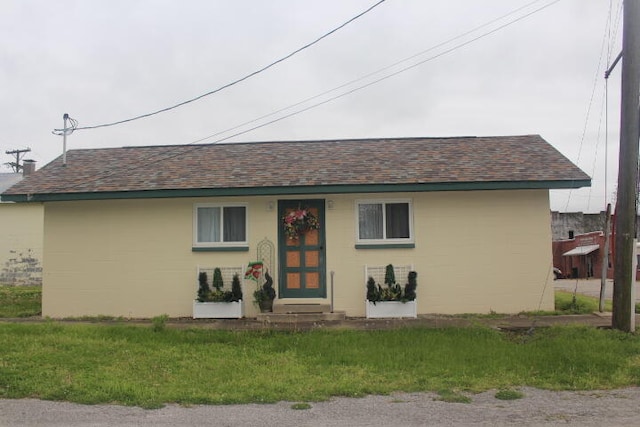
xmin=4 ymin=148 xmax=31 ymax=173
xmin=612 ymin=0 xmax=640 ymax=332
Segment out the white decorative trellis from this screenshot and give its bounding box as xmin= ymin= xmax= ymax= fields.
xmin=256 ymin=237 xmax=275 ymax=277
xmin=197 ymin=266 xmax=244 ymax=287
xmin=364 ymin=264 xmax=413 ymax=285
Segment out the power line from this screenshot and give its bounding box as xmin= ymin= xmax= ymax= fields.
xmin=586 ymin=85 xmax=608 ymax=211
xmin=62 ymin=0 xmax=387 ymax=132
xmin=57 ymin=0 xmax=564 ymax=192
xmin=194 ymin=0 xmax=563 ymax=145
xmin=187 ymin=0 xmax=553 ymax=145
xmin=562 ymin=0 xmax=613 ymax=213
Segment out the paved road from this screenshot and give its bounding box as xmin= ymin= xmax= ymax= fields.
xmin=2 ymin=388 xmax=640 ymax=426
xmin=554 ymin=278 xmax=640 ymax=302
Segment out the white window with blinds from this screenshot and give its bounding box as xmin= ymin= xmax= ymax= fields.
xmin=193 ymin=203 xmax=248 ymax=248
xmin=356 ymin=199 xmax=413 ymax=245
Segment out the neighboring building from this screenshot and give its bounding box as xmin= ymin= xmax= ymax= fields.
xmin=0 ymin=161 xmax=43 ymax=285
xmin=550 ymin=211 xmax=606 ymax=241
xmin=551 ymin=213 xmax=640 ymax=280
xmin=1 ymin=135 xmax=590 ymax=317
xmin=552 ymin=231 xmax=608 ymax=279
xmin=550 ymin=211 xmax=640 ymax=241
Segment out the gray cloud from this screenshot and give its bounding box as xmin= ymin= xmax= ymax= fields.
xmin=0 ymin=0 xmax=622 ymax=212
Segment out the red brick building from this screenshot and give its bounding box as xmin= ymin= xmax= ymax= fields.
xmin=552 ymin=231 xmax=609 ymax=279
xmin=552 ymin=228 xmax=640 ymax=280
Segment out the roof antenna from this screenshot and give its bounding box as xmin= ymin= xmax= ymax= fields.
xmin=52 ymin=113 xmax=77 ymax=166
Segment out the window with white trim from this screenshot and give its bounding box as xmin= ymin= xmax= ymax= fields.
xmin=356 ymin=200 xmax=413 ymax=244
xmin=194 ymin=204 xmax=247 ymax=247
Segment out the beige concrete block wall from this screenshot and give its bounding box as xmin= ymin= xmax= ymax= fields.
xmin=42 ymin=189 xmax=554 ymax=318
xmin=418 ymin=189 xmax=554 ymax=314
xmin=0 ymin=203 xmax=43 ymax=285
xmin=43 ymin=197 xmax=280 ymax=318
xmin=323 ymin=190 xmax=554 ymax=316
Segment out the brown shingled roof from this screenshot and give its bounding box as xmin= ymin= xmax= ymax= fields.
xmin=1 ymin=135 xmax=590 ymax=201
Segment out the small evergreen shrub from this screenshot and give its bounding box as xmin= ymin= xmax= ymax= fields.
xmin=212 ymin=268 xmax=224 ymax=291
xmin=366 ymin=265 xmax=417 ymax=303
xmin=196 ymin=269 xmax=242 ymax=302
xmin=366 ymin=276 xmax=379 ymax=302
xmin=231 ymin=274 xmax=243 ymax=302
xmin=384 ymin=264 xmax=396 ymax=286
xmin=254 ymin=271 xmax=276 ymax=303
xmin=404 ymin=271 xmax=417 ymax=301
xmin=197 ymin=272 xmax=211 ymax=302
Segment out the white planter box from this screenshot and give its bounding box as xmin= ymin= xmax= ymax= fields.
xmin=365 ymin=300 xmax=417 ymax=319
xmin=193 ymin=300 xmax=244 ymax=319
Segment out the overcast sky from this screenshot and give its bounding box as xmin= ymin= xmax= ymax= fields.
xmin=0 ymin=0 xmax=624 ymax=212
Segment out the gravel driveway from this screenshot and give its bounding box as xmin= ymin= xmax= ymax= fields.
xmin=2 ymin=387 xmax=640 ymax=426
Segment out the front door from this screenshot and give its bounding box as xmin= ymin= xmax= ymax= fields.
xmin=278 ymin=199 xmax=326 ymax=298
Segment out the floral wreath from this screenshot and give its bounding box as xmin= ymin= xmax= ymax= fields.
xmin=282 ymin=207 xmax=320 ymax=240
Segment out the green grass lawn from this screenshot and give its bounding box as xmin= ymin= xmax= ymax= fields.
xmin=554 ymin=291 xmax=613 ymax=313
xmin=0 ymin=286 xmax=639 ymax=408
xmin=0 ymin=286 xmax=41 ymax=317
xmin=0 ymin=323 xmax=639 ymax=408
xmin=554 ymin=291 xmax=640 ymax=314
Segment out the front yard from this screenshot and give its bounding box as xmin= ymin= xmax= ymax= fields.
xmin=0 ymin=321 xmax=639 ymax=408
xmin=1 ymin=285 xmax=639 ymax=409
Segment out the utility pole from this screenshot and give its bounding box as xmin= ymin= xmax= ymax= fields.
xmin=600 ymin=204 xmax=612 ymax=312
xmin=4 ymin=148 xmax=31 ymax=173
xmin=612 ymin=0 xmax=640 ymax=332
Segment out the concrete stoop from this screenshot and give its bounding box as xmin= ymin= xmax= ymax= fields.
xmin=257 ymin=303 xmax=346 ymax=323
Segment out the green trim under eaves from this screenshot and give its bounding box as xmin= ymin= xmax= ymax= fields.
xmin=0 ymin=179 xmax=591 ymax=202
xmin=192 ymin=246 xmax=249 ymax=252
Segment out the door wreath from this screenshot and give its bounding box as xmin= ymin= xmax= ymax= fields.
xmin=282 ymin=207 xmax=320 ymax=240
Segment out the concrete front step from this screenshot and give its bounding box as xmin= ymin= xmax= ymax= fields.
xmin=256 ymin=311 xmax=346 ymax=323
xmin=272 ymin=303 xmax=331 ymax=314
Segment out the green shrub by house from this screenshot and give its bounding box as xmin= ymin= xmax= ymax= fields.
xmin=196 ymin=270 xmax=242 ymax=302
xmin=367 ymin=264 xmax=417 ymax=303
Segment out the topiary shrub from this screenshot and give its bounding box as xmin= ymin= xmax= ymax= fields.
xmin=367 ymin=265 xmax=418 ymax=304
xmin=253 ymin=271 xmax=276 ymax=312
xmin=263 ymin=272 xmax=276 ymax=301
xmin=197 ymin=272 xmax=211 ymax=302
xmin=366 ymin=276 xmax=380 ymax=302
xmin=384 ymin=264 xmax=396 ymax=287
xmin=404 ymin=271 xmax=417 ymax=302
xmin=230 ymin=273 xmax=243 ymax=302
xmin=254 ymin=271 xmax=276 ymax=303
xmin=212 ymin=268 xmax=224 ymax=291
xmin=196 ymin=269 xmax=242 ymax=303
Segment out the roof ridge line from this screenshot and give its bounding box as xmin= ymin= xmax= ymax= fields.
xmin=84 ymin=134 xmax=542 ymax=152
